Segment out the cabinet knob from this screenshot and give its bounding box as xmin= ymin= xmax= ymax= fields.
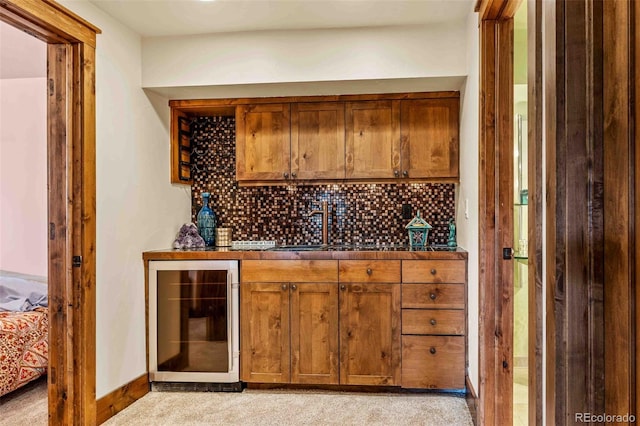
xmin=291 ymin=172 xmax=297 ymax=178
xmin=430 ymin=319 xmax=437 ymax=326
xmin=283 ymin=172 xmax=289 ymax=179
xmin=366 ymin=268 xmax=372 ymax=276
xmin=430 ymin=347 xmax=437 ymax=355
xmin=394 ymin=170 xmax=400 ymax=177
xmin=402 ymin=170 xmax=408 ymax=177
xmin=282 ymin=284 xmax=288 ymax=290
xmin=291 ymin=284 xmax=297 ymax=290
xmin=429 ymin=292 xmax=437 ymax=300
xmin=340 ymin=284 xmax=346 ymax=291
xmin=430 ymin=269 xmax=437 ymax=275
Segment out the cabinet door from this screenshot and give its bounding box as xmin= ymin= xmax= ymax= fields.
xmin=290 ymin=283 xmax=339 ymax=384
xmin=400 ymin=98 xmax=459 ymax=179
xmin=339 ymin=283 xmax=401 ymax=385
xmin=345 ymin=101 xmax=401 ymax=179
xmin=291 ymin=102 xmax=345 ymax=180
xmin=240 ymin=283 xmax=290 ymax=383
xmin=236 ymin=104 xmax=291 ymax=181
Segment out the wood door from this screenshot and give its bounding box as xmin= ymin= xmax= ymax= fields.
xmin=345 ymin=100 xmax=401 ymax=179
xmin=240 ymin=283 xmax=290 ymax=383
xmin=291 ymin=102 xmax=345 ymax=180
xmin=339 ymin=283 xmax=401 ymax=385
xmin=400 ymin=98 xmax=459 ymax=179
xmin=290 ymin=283 xmax=339 ymax=384
xmin=236 ymin=103 xmax=291 ymax=181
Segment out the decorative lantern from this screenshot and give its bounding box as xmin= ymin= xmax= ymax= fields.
xmin=405 ymin=210 xmax=432 ymax=249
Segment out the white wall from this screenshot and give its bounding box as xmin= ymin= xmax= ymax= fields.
xmin=59 ymin=0 xmax=191 ymax=398
xmin=457 ymin=10 xmax=480 ymax=393
xmin=0 ymin=77 xmax=47 ymax=277
xmin=142 ymin=23 xmax=467 ymax=92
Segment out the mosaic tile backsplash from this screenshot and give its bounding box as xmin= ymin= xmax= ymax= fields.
xmin=190 ymin=116 xmax=456 ymax=246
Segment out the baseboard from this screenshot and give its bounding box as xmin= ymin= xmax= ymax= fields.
xmin=465 ymin=375 xmax=478 ymax=426
xmin=96 ymin=373 xmax=149 ymax=425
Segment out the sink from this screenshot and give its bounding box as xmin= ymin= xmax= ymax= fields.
xmin=269 ymin=244 xmax=326 ymax=251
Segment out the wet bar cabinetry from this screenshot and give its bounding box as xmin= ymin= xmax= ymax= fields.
xmin=169 ymin=92 xmax=459 ymax=185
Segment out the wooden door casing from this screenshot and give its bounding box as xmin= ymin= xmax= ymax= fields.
xmin=290 ymin=283 xmax=339 ymax=384
xmin=339 ymin=283 xmax=401 ymax=385
xmin=291 ymin=102 xmax=346 ymax=180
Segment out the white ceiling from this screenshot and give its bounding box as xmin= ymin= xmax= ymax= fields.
xmin=88 ymin=0 xmax=473 ymax=37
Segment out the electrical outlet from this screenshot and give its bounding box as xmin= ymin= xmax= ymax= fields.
xmin=402 ymin=204 xmax=412 ymax=219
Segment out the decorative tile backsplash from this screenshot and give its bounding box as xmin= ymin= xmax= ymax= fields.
xmin=190 ymin=116 xmax=456 ymax=246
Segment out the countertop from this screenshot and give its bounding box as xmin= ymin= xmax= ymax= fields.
xmin=143 ymin=245 xmax=468 ymax=261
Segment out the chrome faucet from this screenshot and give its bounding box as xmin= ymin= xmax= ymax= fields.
xmin=309 ymin=201 xmax=329 ymax=246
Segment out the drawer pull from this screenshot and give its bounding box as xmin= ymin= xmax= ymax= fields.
xmin=340 ymin=284 xmax=346 ymax=291
xmin=282 ymin=284 xmax=288 ymax=290
xmin=430 ymin=269 xmax=437 ymax=275
xmin=430 ymin=347 xmax=437 ymax=355
xmin=291 ymin=284 xmax=297 ymax=290
xmin=366 ymin=268 xmax=372 ymax=276
xmin=430 ymin=319 xmax=437 ymax=326
xmin=429 ymin=292 xmax=437 ymax=300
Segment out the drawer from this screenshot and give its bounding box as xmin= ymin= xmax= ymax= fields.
xmin=401 ymin=335 xmax=465 ymax=389
xmin=339 ymin=260 xmax=401 ymax=283
xmin=402 ymin=309 xmax=465 ymax=335
xmin=402 ymin=260 xmax=465 ymax=283
xmin=241 ymin=260 xmax=338 ymax=283
xmin=402 ymin=284 xmax=464 ymax=309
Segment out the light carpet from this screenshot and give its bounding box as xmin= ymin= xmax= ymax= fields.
xmin=0 ymin=378 xmax=473 ymax=425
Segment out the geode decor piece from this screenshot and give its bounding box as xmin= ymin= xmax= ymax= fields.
xmin=173 ymin=223 xmax=206 ymax=249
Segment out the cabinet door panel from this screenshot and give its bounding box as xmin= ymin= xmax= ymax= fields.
xmin=400 ymin=98 xmax=459 ymax=179
xmin=291 ymin=102 xmax=345 ymax=180
xmin=345 ymin=101 xmax=401 ymax=179
xmin=291 ymin=283 xmax=339 ymax=384
xmin=240 ymin=283 xmax=290 ymax=382
xmin=339 ymin=283 xmax=401 ymax=385
xmin=236 ymin=104 xmax=291 ymax=181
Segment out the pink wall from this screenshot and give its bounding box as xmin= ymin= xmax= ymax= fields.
xmin=0 ymin=77 xmax=48 ymax=277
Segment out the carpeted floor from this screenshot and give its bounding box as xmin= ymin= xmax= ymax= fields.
xmin=0 ymin=378 xmax=473 ymax=425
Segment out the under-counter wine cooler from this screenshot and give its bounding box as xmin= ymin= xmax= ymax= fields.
xmin=148 ymin=260 xmax=239 ymax=385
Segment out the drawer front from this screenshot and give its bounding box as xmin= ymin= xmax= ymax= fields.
xmin=402 ymin=260 xmax=465 ymax=283
xmin=402 ymin=309 xmax=465 ymax=335
xmin=241 ymin=260 xmax=338 ymax=283
xmin=339 ymin=260 xmax=401 ymax=283
xmin=402 ymin=284 xmax=464 ymax=309
xmin=401 ymin=335 xmax=465 ymax=389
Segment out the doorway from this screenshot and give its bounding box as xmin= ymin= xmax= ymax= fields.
xmin=0 ymin=1 xmax=99 ymax=423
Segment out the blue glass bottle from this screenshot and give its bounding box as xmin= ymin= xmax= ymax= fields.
xmin=197 ymin=192 xmax=216 ymax=246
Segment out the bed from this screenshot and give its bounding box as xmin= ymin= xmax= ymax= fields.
xmin=0 ymin=271 xmax=48 ymax=397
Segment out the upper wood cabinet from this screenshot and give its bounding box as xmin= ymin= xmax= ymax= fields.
xmin=236 ymin=103 xmax=291 ymax=181
xmin=169 ymin=92 xmax=460 ymax=185
xmin=291 ymin=102 xmax=346 ymax=180
xmin=400 ymin=98 xmax=459 ymax=179
xmin=345 ymin=100 xmax=401 ymax=179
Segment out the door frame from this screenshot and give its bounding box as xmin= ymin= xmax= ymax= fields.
xmin=475 ymin=0 xmax=524 ymax=424
xmin=0 ymin=1 xmax=99 ymax=424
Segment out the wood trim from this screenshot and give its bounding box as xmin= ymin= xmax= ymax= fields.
xmin=1 ymin=1 xmax=99 ymax=424
xmin=635 ymin=0 xmax=640 ymax=418
xmin=527 ymin=1 xmax=543 ymax=424
xmin=465 ymin=375 xmax=478 ymax=426
xmin=0 ymin=0 xmax=99 ymax=46
xmin=169 ymin=91 xmax=459 ymax=111
xmin=478 ymin=19 xmax=498 ymax=426
xmin=96 ymin=374 xmax=150 ymax=425
xmin=475 ymin=0 xmax=521 ymax=21
xmin=603 ymin=0 xmax=634 ymax=419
